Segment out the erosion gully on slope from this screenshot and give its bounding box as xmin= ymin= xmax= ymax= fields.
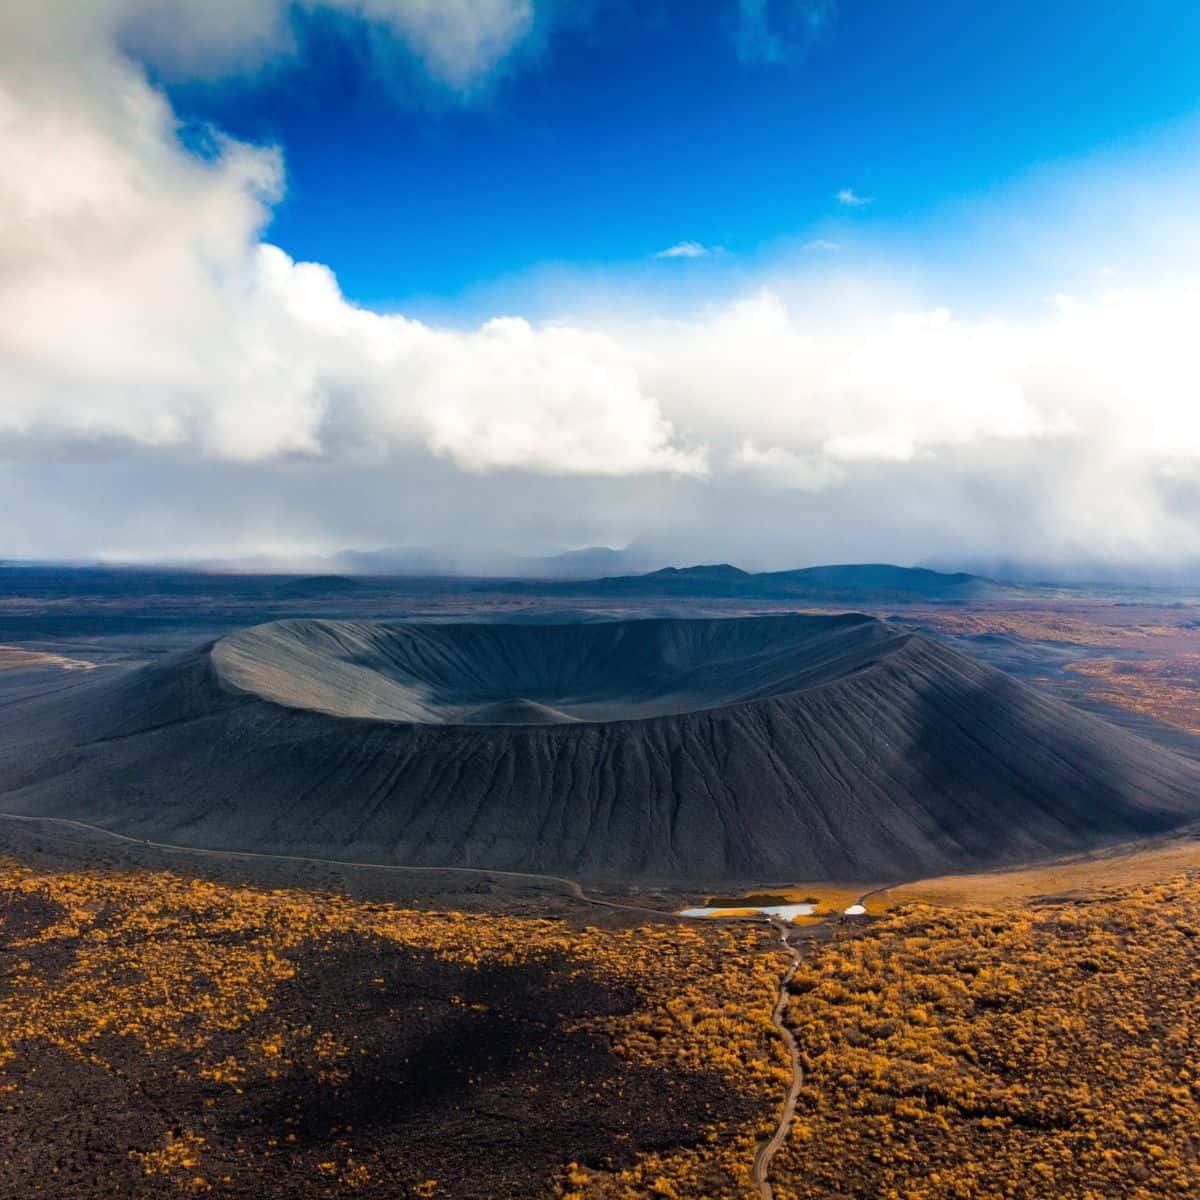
xmin=0 ymin=810 xmax=856 ymax=1197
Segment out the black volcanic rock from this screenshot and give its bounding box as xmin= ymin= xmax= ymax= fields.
xmin=0 ymin=614 xmax=1196 ymax=882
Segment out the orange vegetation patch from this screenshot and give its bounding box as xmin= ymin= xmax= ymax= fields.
xmin=782 ymin=885 xmax=893 ymax=918
xmin=0 ymin=645 xmax=94 ymax=671
xmin=1063 ymin=654 xmax=1200 ymax=733
xmin=773 ymin=869 xmax=1200 ymax=1200
xmin=885 ymin=835 xmax=1200 ymax=909
xmin=0 ymin=859 xmax=788 ymax=1198
xmin=913 ymin=607 xmax=1200 ymax=649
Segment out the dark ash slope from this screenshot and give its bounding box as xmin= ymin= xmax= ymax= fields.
xmin=0 ymin=614 xmax=1197 ymax=882
xmin=210 ymin=613 xmax=909 ymax=724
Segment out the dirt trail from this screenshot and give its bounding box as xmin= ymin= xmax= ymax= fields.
xmin=0 ymin=811 xmax=664 ymax=918
xmin=856 ymin=881 xmax=898 ymax=907
xmin=751 ymin=918 xmax=804 ymax=1199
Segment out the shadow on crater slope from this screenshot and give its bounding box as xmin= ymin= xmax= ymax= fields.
xmin=1 ymin=614 xmax=1198 ymax=882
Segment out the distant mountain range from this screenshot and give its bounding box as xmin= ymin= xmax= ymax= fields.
xmin=10 ymin=549 xmax=1200 ymax=590
xmin=237 ymin=560 xmax=1012 ymax=604
xmin=0 ymin=558 xmax=1011 ymax=606
xmin=472 ymin=562 xmax=1009 ymax=603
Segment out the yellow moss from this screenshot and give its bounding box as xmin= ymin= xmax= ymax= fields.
xmin=773 ymin=871 xmax=1200 ymax=1200
xmin=0 ymin=857 xmax=787 ymax=1197
xmin=130 ymin=1130 xmax=207 ymax=1177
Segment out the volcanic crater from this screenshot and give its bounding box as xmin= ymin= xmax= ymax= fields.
xmin=211 ymin=612 xmax=901 ymax=724
xmin=2 ymin=614 xmax=1199 ymax=881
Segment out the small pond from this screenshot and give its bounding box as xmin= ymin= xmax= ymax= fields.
xmin=677 ymin=902 xmax=816 ymax=920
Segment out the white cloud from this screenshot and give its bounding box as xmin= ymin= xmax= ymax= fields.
xmin=3 ymin=1 xmax=1200 ymax=572
xmin=634 ymin=291 xmax=1064 ymax=470
xmin=0 ymin=3 xmax=701 ymax=480
xmin=655 ymin=241 xmax=714 ymax=259
xmin=823 ymin=431 xmax=916 ymax=463
xmin=341 ymin=0 xmax=535 ymax=89
xmin=836 ymin=187 xmax=871 ymax=207
xmin=109 ymin=0 xmax=535 ymax=90
xmin=801 ymin=239 xmax=840 ymax=251
xmin=732 ymin=441 xmax=844 ymax=491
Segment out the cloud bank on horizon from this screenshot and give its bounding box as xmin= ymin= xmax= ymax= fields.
xmin=2 ymin=0 xmax=1200 ymax=574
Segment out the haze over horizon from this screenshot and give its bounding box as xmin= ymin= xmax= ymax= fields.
xmin=4 ymin=2 xmax=1200 ymax=576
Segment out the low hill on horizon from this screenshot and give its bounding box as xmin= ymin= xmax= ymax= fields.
xmin=479 ymin=561 xmax=1011 ymax=603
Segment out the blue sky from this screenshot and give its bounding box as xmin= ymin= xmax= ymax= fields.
xmin=159 ymin=1 xmax=1200 ymax=314
xmin=5 ymin=1 xmax=1200 ymax=572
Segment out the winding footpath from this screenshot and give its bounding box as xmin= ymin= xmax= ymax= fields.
xmin=751 ymin=918 xmax=805 ymax=1199
xmin=0 ymin=811 xmax=661 ymax=916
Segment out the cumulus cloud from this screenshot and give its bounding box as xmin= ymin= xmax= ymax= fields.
xmin=112 ymin=0 xmax=536 ymax=90
xmin=655 ymin=241 xmax=715 ymax=259
xmin=332 ymin=0 xmax=535 ymax=89
xmin=633 ymin=292 xmax=1064 ymax=476
xmin=3 ymin=0 xmax=1200 ymax=573
xmin=0 ymin=1 xmax=701 ymax=480
xmin=835 ymin=187 xmax=871 ymax=207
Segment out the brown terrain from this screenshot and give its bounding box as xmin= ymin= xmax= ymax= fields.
xmin=906 ymin=603 xmax=1200 ymax=734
